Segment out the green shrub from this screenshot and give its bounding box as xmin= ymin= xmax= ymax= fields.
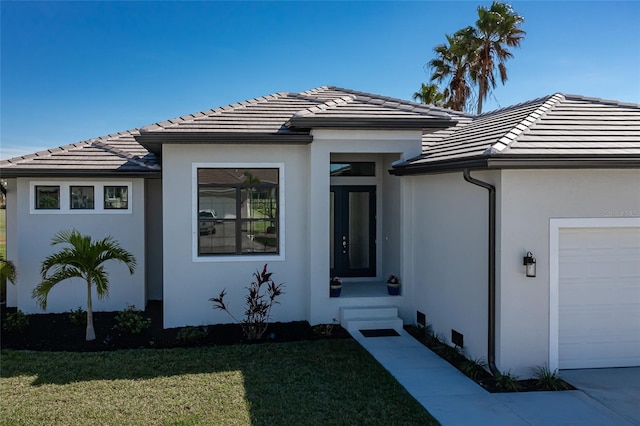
xmin=3 ymin=310 xmax=29 ymax=332
xmin=313 ymin=318 xmax=338 ymax=337
xmin=176 ymin=326 xmax=208 ymax=345
xmin=493 ymin=370 xmax=521 ymax=392
xmin=68 ymin=307 xmax=86 ymax=325
xmin=461 ymin=357 xmax=488 ymax=380
xmin=531 ymin=365 xmax=571 ymax=391
xmin=113 ymin=305 xmax=151 ymax=335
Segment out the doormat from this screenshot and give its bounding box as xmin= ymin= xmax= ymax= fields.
xmin=359 ymin=329 xmax=400 ymax=337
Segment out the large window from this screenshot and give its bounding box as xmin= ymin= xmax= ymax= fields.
xmin=197 ymin=168 xmax=279 ymax=256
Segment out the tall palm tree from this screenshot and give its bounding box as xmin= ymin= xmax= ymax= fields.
xmin=471 ymin=1 xmax=526 ymax=114
xmin=33 ymin=229 xmax=136 ymax=341
xmin=429 ymin=28 xmax=478 ymax=112
xmin=412 ymin=83 xmax=445 ymax=106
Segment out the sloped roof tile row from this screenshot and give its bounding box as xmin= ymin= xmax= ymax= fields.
xmin=398 ymin=93 xmax=640 ymax=170
xmin=2 ymin=87 xmax=638 ymax=177
xmin=0 ymin=129 xmax=159 ymax=176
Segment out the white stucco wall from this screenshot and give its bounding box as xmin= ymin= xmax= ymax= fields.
xmin=404 ymin=170 xmax=498 ymax=362
xmin=308 ymin=130 xmax=423 ymax=324
xmin=498 ymin=168 xmax=640 ymax=377
xmin=406 ymin=168 xmax=640 ymax=377
xmin=162 ymin=131 xmax=422 ymax=328
xmin=161 ymin=144 xmax=310 ymax=328
xmin=12 ymin=177 xmax=146 ymax=314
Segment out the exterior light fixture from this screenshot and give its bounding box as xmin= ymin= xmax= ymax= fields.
xmin=523 ymin=252 xmax=536 ymax=277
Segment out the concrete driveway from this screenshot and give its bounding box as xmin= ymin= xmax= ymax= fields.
xmin=560 ymin=367 xmax=640 ymax=425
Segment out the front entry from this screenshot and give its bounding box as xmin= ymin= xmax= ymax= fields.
xmin=330 ymin=186 xmax=376 ymax=277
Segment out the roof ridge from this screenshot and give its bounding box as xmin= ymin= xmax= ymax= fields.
xmin=90 ymin=135 xmax=160 ymax=170
xmin=484 ymin=93 xmax=565 ymax=155
xmin=563 ymin=94 xmax=640 ymax=108
xmin=292 ymin=85 xmax=463 ymax=120
xmin=297 ymin=86 xmax=332 ymax=96
xmin=140 ymin=91 xmax=290 ymax=133
xmin=290 ymin=94 xmax=357 ymax=118
xmin=329 ymin=86 xmax=465 ymax=119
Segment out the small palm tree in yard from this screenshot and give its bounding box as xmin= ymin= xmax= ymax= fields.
xmin=1 ymin=255 xmax=17 ymax=284
xmin=1 ymin=255 xmax=17 ymax=305
xmin=32 ymin=229 xmax=136 ymax=341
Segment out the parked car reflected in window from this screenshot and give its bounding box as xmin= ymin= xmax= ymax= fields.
xmin=199 ymin=210 xmax=217 ymax=235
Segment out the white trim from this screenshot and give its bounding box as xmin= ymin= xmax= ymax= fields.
xmin=191 ymin=162 xmax=285 ymax=263
xmin=29 ymin=181 xmax=133 ymax=214
xmin=548 ymin=217 xmax=640 ymax=371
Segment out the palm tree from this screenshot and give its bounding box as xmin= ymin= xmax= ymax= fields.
xmin=1 ymin=255 xmax=16 ymax=305
xmin=33 ymin=229 xmax=136 ymax=341
xmin=471 ymin=1 xmax=526 ymax=114
xmin=429 ymin=28 xmax=478 ymax=112
xmin=1 ymin=256 xmax=17 ymax=285
xmin=412 ymin=83 xmax=445 ymax=106
xmin=425 ymin=2 xmax=525 ymax=114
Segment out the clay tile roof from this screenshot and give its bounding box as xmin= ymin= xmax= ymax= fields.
xmin=0 ymin=128 xmax=159 ymax=177
xmin=395 ymin=94 xmax=640 ymax=172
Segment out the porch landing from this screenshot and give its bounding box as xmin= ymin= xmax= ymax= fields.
xmin=339 ymin=281 xmax=398 ymax=298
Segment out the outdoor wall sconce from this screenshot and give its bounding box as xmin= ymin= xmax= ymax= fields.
xmin=523 ymin=252 xmax=536 ymax=277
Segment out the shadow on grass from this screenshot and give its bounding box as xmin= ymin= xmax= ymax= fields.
xmin=2 ymin=340 xmax=360 ymax=386
xmin=1 ymin=340 xmax=438 ymax=425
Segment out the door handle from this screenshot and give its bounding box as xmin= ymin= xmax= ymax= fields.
xmin=342 ymin=236 xmax=347 ymax=253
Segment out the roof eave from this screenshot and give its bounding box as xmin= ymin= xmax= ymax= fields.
xmin=390 ymin=158 xmax=488 ymax=176
xmin=134 ymin=132 xmax=314 ymax=155
xmin=0 ymin=168 xmax=162 ymax=178
xmin=487 ymin=156 xmax=640 ymax=169
xmin=390 ymin=155 xmax=640 ymax=176
xmin=287 ymin=117 xmax=456 ymax=130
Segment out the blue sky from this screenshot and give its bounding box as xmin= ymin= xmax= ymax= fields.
xmin=1 ymin=1 xmax=639 ymax=160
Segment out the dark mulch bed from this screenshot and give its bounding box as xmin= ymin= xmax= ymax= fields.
xmin=0 ymin=301 xmax=351 ymax=352
xmin=405 ymin=325 xmax=576 ymax=393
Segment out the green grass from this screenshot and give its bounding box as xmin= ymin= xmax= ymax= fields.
xmin=0 ymin=340 xmax=438 ymax=425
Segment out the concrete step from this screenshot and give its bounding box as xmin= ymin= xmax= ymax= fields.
xmin=343 ymin=317 xmax=404 ymax=333
xmin=340 ymin=306 xmax=398 ymax=321
xmin=340 ymin=306 xmax=403 ymax=333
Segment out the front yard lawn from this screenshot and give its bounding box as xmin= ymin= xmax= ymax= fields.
xmin=1 ymin=340 xmax=438 ymax=425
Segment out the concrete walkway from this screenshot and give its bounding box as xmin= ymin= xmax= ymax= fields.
xmin=353 ymin=330 xmax=635 ymax=425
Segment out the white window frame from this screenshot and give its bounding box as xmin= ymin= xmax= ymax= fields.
xmin=29 ymin=181 xmax=133 ymax=214
xmin=192 ymin=162 xmax=285 ymax=263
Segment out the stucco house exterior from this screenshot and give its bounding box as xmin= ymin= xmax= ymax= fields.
xmin=2 ymin=86 xmax=638 ymax=377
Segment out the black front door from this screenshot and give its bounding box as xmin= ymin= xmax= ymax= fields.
xmin=330 ymin=185 xmax=376 ymax=277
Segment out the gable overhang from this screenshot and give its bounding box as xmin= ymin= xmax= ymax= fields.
xmin=0 ymin=168 xmax=162 ymax=178
xmin=135 ymin=132 xmax=314 ymax=156
xmin=286 ymin=117 xmax=455 ymax=130
xmin=390 ymin=155 xmax=640 ymax=176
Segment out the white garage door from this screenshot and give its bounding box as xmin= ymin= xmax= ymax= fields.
xmin=559 ymin=227 xmax=640 ymax=369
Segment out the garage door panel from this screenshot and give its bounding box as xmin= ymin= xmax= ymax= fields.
xmin=560 ymin=343 xmax=640 ymax=369
xmin=620 ymin=258 xmax=640 ymax=276
xmin=559 ymin=227 xmax=640 ymax=369
xmin=560 ymin=310 xmax=637 ymax=337
xmin=561 ymin=280 xmax=638 ymax=304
